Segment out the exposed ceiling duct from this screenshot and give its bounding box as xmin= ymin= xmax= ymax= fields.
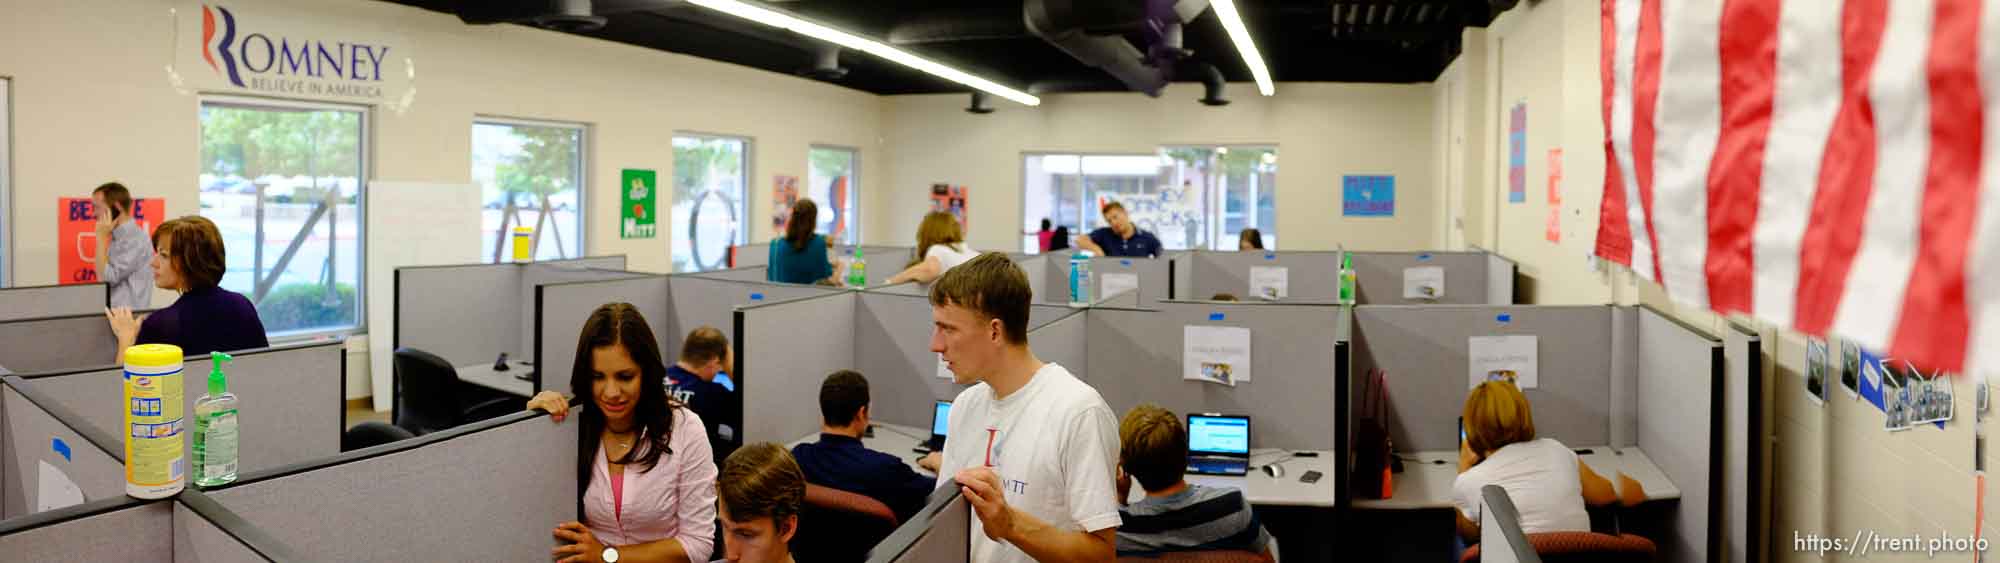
xmin=1022 ymin=0 xmax=1212 ymax=97
xmin=534 ymin=0 xmax=608 ymax=32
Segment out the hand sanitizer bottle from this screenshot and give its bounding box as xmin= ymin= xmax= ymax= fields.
xmin=193 ymin=352 xmax=239 ymax=488
xmin=846 ymin=247 xmax=868 ymax=287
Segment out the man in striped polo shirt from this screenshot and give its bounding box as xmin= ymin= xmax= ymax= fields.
xmin=1113 ymin=404 xmax=1273 ymax=557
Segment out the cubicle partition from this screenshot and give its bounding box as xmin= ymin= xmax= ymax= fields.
xmin=393 ymin=256 xmax=630 ymax=370
xmin=739 ymin=292 xmax=857 ymax=445
xmin=1347 ymin=304 xmax=1721 ymax=563
xmin=1084 ymin=301 xmax=1347 ymax=452
xmin=0 ymin=491 xmax=298 ymax=562
xmin=1 ymin=377 xmax=125 ymax=520
xmin=10 ymin=342 xmax=345 ymax=478
xmin=1185 ymin=250 xmax=1345 ymax=302
xmin=1037 ymin=254 xmax=1175 ymax=306
xmin=1349 ymin=251 xmax=1514 ymax=305
xmin=842 ymin=289 xmax=1083 ymax=433
xmin=0 ymin=283 xmax=106 ymax=323
xmin=202 ymin=411 xmax=575 ymax=561
xmin=716 ymin=244 xmax=912 ymax=287
xmin=0 ymin=310 xmax=127 ymax=374
xmin=866 ymin=488 xmax=970 ymax=563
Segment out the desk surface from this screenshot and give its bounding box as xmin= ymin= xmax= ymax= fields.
xmin=789 ymin=422 xmax=935 ymax=478
xmin=457 ymin=361 xmax=536 ymax=398
xmin=1352 ymin=446 xmax=1682 ymax=510
xmin=1123 ymin=449 xmax=1339 ymax=508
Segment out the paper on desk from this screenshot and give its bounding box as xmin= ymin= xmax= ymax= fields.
xmin=1404 ymin=266 xmax=1445 ymax=300
xmin=1249 ymin=266 xmax=1288 ymax=301
xmin=1101 ymin=273 xmax=1139 ymax=302
xmin=1469 ymin=335 xmax=1537 ymax=389
xmin=1185 ymin=325 xmax=1252 ymax=385
xmin=37 ymin=460 xmax=84 ymax=512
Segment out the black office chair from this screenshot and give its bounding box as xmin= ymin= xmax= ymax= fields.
xmin=394 ymin=347 xmax=519 ymax=435
xmin=791 ymin=484 xmax=899 ymax=563
xmin=342 ymin=421 xmax=415 ymax=451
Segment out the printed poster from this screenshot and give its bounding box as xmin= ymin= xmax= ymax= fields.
xmin=57 ymin=197 xmax=164 ymax=285
xmin=1469 ymin=335 xmax=1538 ymax=390
xmin=929 ymin=184 xmax=969 ymax=233
xmin=620 ymin=169 xmax=657 ymax=239
xmin=1509 ymin=103 xmax=1527 ymax=204
xmin=1185 ymin=325 xmax=1252 ymax=385
xmin=772 ymin=175 xmax=800 ymax=232
xmin=1249 ymin=266 xmax=1288 ymax=301
xmin=1342 ymin=175 xmax=1395 ymax=217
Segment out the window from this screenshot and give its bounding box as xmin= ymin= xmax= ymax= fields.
xmin=1021 ymin=153 xmax=1186 ymax=251
xmin=671 ymin=134 xmax=749 ymax=272
xmin=807 ymin=146 xmax=859 ymax=245
xmin=0 ymin=78 xmax=9 ymax=286
xmin=199 ymin=99 xmax=366 ymax=337
xmin=472 ymin=119 xmax=585 ymax=262
xmin=1160 ymin=146 xmax=1279 ymax=250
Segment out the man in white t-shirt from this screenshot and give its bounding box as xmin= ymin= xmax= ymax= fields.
xmin=929 ymin=252 xmax=1121 ymax=563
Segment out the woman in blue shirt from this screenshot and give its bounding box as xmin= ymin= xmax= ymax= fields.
xmin=766 ymin=199 xmax=835 ymax=285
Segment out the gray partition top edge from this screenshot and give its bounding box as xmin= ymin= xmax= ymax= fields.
xmin=393 ymin=254 xmax=630 ymax=272
xmin=202 ymin=409 xmax=549 ymax=490
xmin=1637 ymin=303 xmax=1724 ymax=343
xmin=175 ymin=490 xmax=303 ymax=562
xmin=1 ymin=375 xmax=128 ymax=463
xmin=539 ymin=271 xmax=673 ymax=291
xmin=0 ymin=306 xmax=164 ymax=328
xmin=864 ymin=486 xmax=964 ymax=563
xmin=10 ymin=339 xmax=345 ymax=380
xmin=678 ymin=269 xmax=861 ymax=291
xmin=734 ymin=285 xmax=857 ymax=311
xmin=0 ymin=495 xmax=154 ymax=537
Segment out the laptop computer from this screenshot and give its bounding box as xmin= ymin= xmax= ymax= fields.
xmin=921 ymin=400 xmax=952 ymax=452
xmin=1186 ymin=414 xmax=1251 ymax=476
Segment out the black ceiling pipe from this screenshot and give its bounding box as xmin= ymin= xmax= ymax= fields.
xmin=1192 ymin=62 xmax=1229 ymax=106
xmin=966 ymin=92 xmax=996 ymax=114
xmin=801 ymin=43 xmax=848 ymax=80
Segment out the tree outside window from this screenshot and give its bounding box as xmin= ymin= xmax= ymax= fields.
xmin=198 ymin=101 xmax=365 ymax=336
xmin=473 ymin=121 xmax=584 ymax=262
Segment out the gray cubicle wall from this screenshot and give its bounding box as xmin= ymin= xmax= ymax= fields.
xmin=1014 ymin=253 xmax=1050 ymax=301
xmin=1037 ymin=254 xmax=1174 ymax=306
xmin=1636 ymin=308 xmax=1721 ymax=563
xmin=394 ymin=256 xmax=628 ymax=369
xmin=0 ymin=311 xmax=126 ymax=373
xmin=535 ymin=275 xmax=674 ymax=394
xmin=204 ymin=411 xmax=574 ymax=561
xmin=695 ymin=265 xmax=771 ymax=283
xmin=867 ymin=488 xmax=969 ymax=563
xmin=730 ymin=243 xmax=768 ymax=268
xmin=1028 ymin=309 xmax=1088 ymax=383
xmin=719 ymin=244 xmax=911 ymax=287
xmin=668 ymin=277 xmax=843 ymax=359
xmin=0 ymin=500 xmax=176 ymax=561
xmin=1 ymin=378 xmax=125 ymax=520
xmin=740 ymin=292 xmax=857 ymax=444
xmin=0 ymin=283 xmax=106 ymax=323
xmin=1186 ymin=251 xmax=1345 ymax=302
xmin=173 ymin=494 xmax=298 ymax=562
xmin=1349 ymin=306 xmax=1615 ymax=452
xmin=1085 ymin=302 xmax=1346 ymax=451
xmin=1721 ymin=322 xmax=1760 ymax=563
xmin=1350 ymin=251 xmax=1514 ymax=305
xmin=12 ymin=342 xmax=344 ymax=478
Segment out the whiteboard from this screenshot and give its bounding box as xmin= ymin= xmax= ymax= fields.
xmin=366 ymin=181 xmax=481 ymax=411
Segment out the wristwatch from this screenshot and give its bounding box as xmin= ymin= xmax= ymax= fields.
xmin=601 ymin=546 xmax=620 ymax=563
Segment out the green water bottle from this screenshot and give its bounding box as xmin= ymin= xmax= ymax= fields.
xmin=192 ymin=352 xmax=239 ymax=487
xmin=846 ymin=247 xmax=867 ymax=287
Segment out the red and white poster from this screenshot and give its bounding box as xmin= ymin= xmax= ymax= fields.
xmin=929 ymin=184 xmax=969 ymax=233
xmin=771 ymin=175 xmax=799 ymax=232
xmin=1546 ymin=148 xmax=1563 ymax=243
xmin=58 ymin=197 xmax=164 ymax=285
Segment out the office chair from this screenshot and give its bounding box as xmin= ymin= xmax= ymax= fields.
xmin=393 ymin=347 xmax=519 ymax=435
xmin=791 ymin=484 xmax=898 ymax=563
xmin=1118 ymin=551 xmax=1273 ymax=563
xmin=341 ymin=421 xmax=415 ymax=451
xmin=1459 ymin=531 xmax=1657 ymax=563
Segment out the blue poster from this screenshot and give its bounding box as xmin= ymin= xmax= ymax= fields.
xmin=1342 ymin=175 xmax=1395 ymax=217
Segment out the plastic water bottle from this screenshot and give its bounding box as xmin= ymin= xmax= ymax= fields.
xmin=193 ymin=352 xmax=240 ymax=488
xmin=123 ymin=344 xmax=186 ymax=499
xmin=846 ymin=247 xmax=867 ymax=287
xmin=1338 ymin=252 xmax=1357 ymax=305
xmin=1069 ymin=252 xmax=1093 ymax=306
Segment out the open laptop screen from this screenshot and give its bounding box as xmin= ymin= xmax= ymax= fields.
xmin=931 ymin=400 xmax=952 ymax=439
xmin=1187 ymin=414 xmax=1250 ymax=456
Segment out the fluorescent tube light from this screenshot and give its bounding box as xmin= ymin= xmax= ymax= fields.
xmin=686 ymin=0 xmax=1041 ymax=106
xmin=1209 ymin=0 xmax=1274 ymax=96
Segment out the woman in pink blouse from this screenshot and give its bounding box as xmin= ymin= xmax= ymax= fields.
xmin=529 ymin=303 xmax=717 ymax=563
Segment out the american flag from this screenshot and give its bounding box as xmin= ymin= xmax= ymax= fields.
xmin=1594 ymin=0 xmax=1999 ymax=378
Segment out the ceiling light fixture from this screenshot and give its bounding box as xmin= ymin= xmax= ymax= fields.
xmin=1209 ymin=0 xmax=1274 ymax=96
xmin=685 ymin=0 xmax=1040 ymax=106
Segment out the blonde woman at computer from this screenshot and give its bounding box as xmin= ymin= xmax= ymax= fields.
xmin=1453 ymin=381 xmax=1643 ymax=542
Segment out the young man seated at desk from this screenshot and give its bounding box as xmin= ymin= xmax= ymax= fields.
xmin=668 ymin=326 xmax=740 ymax=463
xmin=718 ymin=442 xmax=807 ymax=563
xmin=789 ymin=370 xmax=943 ymax=523
xmin=1454 ymin=381 xmax=1645 ymax=541
xmin=1113 ymin=403 xmax=1273 ymax=558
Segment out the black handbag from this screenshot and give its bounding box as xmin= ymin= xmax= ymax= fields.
xmin=1351 ymin=368 xmax=1393 ymax=499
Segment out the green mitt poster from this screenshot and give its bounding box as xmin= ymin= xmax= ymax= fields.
xmin=622 ymin=169 xmax=657 ymax=239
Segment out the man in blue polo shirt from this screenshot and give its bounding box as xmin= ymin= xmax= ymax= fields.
xmin=667 ymin=326 xmax=740 ymax=463
xmin=1076 ymin=201 xmax=1162 ymax=258
xmin=791 ymin=370 xmax=942 ymax=523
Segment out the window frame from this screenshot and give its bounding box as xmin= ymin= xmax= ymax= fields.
xmin=197 ymin=95 xmax=373 ymax=342
xmin=671 ymin=131 xmax=752 ymax=272
xmin=807 ymin=144 xmax=861 ymax=245
xmin=1159 ymin=143 xmax=1280 ymax=251
xmin=471 ymin=116 xmax=590 ymax=263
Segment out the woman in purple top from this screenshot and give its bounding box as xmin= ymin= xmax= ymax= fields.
xmin=528 ymin=303 xmax=718 ymax=563
xmin=106 ymin=216 xmax=266 ymax=364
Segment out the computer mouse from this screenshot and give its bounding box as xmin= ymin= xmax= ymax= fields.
xmin=1262 ymin=464 xmax=1284 ymax=479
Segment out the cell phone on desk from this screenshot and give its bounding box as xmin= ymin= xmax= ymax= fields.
xmin=1299 ymin=470 xmax=1323 ymax=484
xmin=494 ymin=353 xmax=511 ymax=371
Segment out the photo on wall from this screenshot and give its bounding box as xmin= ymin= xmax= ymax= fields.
xmin=1806 ymin=339 xmax=1830 ymax=406
xmin=1884 ymin=368 xmax=1911 ymax=432
xmin=1910 ymin=369 xmax=1954 ymax=425
xmin=1839 ymin=339 xmax=1862 ymax=398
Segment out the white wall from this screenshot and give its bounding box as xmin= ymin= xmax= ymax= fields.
xmin=876 ymin=83 xmax=1441 ymax=253
xmin=0 ymin=0 xmax=886 ymax=284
